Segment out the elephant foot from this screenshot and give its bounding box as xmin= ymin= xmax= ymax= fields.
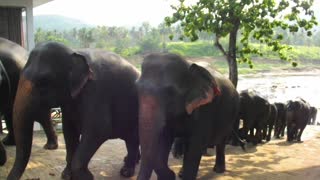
xmin=123 ymin=152 xmax=141 ymax=164
xmin=120 ymin=165 xmax=135 ymax=177
xmin=61 ymin=167 xmax=72 ymax=180
xmin=72 ymin=169 xmax=94 ymax=180
xmin=157 ymin=169 xmax=175 ymax=180
xmin=43 ymin=141 xmax=58 ymax=150
xmin=2 ymin=135 xmax=15 ymax=146
xmin=213 ymin=164 xmax=226 ymax=173
xmin=266 ymin=136 xmax=271 ymax=142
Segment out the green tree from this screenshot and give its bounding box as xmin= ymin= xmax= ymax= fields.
xmin=78 ymin=27 xmax=94 ymax=48
xmin=165 ymin=0 xmax=318 ymax=87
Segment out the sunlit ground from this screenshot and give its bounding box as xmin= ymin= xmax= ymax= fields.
xmin=1 ymin=125 xmax=320 ymax=180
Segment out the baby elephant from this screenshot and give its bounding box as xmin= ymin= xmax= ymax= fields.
xmin=286 ymin=99 xmax=310 ymax=142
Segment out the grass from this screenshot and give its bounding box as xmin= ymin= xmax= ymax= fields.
xmin=126 ymin=41 xmax=320 ymax=75
xmin=167 ymin=41 xmax=222 ymax=57
xmin=165 ymin=41 xmax=320 ymax=75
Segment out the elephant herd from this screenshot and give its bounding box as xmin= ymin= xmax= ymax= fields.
xmin=0 ymin=37 xmax=317 ymax=180
xmin=238 ymin=90 xmax=317 ymax=145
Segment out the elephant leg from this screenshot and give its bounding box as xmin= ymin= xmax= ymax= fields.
xmin=71 ymin=135 xmax=104 ymax=180
xmin=2 ymin=111 xmax=15 ymax=146
xmin=297 ymin=127 xmax=306 ymax=142
xmin=280 ymin=124 xmax=285 ymax=137
xmin=262 ymin=127 xmax=267 ymax=140
xmin=0 ymin=140 xmax=6 ymax=166
xmin=137 ymin=161 xmax=153 ymax=180
xmin=154 ymin=136 xmax=175 ymax=180
xmin=274 ymin=123 xmax=281 ymax=138
xmin=253 ymin=128 xmax=262 ymax=144
xmin=249 ymin=128 xmax=254 ymax=137
xmin=121 ymin=137 xmax=140 ymax=177
xmin=0 ymin=114 xmax=3 ymax=134
xmin=37 ymin=109 xmax=58 ymax=150
xmin=181 ymin=137 xmax=204 ymax=180
xmin=213 ymin=144 xmax=226 ymax=173
xmin=267 ymin=124 xmax=273 ymax=141
xmin=61 ymin=108 xmax=80 ymax=180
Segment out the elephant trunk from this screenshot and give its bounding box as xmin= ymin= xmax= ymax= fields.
xmin=138 ymin=94 xmax=165 ymax=180
xmin=8 ymin=76 xmax=35 ymax=180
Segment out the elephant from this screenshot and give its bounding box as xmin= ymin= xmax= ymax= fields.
xmin=0 ymin=140 xmax=6 ymax=166
xmin=308 ymin=106 xmax=317 ymax=125
xmin=0 ymin=37 xmax=58 ymax=149
xmin=274 ymin=102 xmax=286 ymax=138
xmin=286 ymin=99 xmax=310 ymax=142
xmin=7 ymin=42 xmax=140 ymax=180
xmin=136 ymin=53 xmax=240 ymax=180
xmin=262 ymin=103 xmax=277 ymax=141
xmin=238 ymin=90 xmax=270 ymax=144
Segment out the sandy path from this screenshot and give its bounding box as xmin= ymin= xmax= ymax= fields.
xmin=1 ymin=125 xmax=320 ymax=180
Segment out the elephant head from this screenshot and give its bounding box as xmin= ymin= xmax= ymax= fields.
xmin=136 ymin=53 xmax=220 ymax=178
xmin=8 ymin=42 xmax=93 ymax=179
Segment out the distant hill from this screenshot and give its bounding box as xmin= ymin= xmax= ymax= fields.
xmin=33 ymin=15 xmax=92 ymax=31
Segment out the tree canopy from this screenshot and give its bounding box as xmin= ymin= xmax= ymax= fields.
xmin=165 ymin=0 xmax=318 ymax=87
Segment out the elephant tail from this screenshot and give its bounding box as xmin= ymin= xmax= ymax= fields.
xmin=232 ymin=129 xmax=246 ymax=151
xmin=172 ymin=137 xmax=188 ymax=159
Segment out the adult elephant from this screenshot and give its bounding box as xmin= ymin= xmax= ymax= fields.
xmin=274 ymin=102 xmax=286 ymax=138
xmin=286 ymin=99 xmax=310 ymax=142
xmin=238 ymin=90 xmax=270 ymax=144
xmin=137 ymin=53 xmax=239 ymax=180
xmin=0 ymin=141 xmax=6 ymax=166
xmin=8 ymin=42 xmax=140 ymax=180
xmin=0 ymin=37 xmax=58 ymax=149
xmin=263 ymin=103 xmax=277 ymax=141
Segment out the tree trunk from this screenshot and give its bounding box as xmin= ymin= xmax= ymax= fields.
xmin=227 ymin=19 xmax=240 ymax=88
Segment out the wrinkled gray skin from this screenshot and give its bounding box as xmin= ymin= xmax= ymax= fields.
xmin=274 ymin=102 xmax=287 ymax=138
xmin=137 ymin=53 xmax=239 ymax=180
xmin=0 ymin=37 xmax=58 ymax=150
xmin=8 ymin=42 xmax=140 ymax=180
xmin=0 ymin=37 xmax=27 ymax=146
xmin=262 ymin=103 xmax=278 ymax=141
xmin=239 ymin=90 xmax=270 ymax=144
xmin=286 ymin=99 xmax=310 ymax=142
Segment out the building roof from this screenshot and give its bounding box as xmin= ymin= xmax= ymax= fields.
xmin=33 ymin=0 xmax=54 ymax=7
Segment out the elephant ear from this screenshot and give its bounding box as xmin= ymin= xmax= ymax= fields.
xmin=69 ymin=52 xmax=94 ymax=98
xmin=185 ymin=64 xmax=221 ymax=115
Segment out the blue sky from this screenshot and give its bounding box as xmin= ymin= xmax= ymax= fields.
xmin=34 ymin=0 xmax=180 ymax=27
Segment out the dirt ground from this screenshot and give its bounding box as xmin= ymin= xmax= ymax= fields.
xmin=1 ymin=125 xmax=320 ymax=180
